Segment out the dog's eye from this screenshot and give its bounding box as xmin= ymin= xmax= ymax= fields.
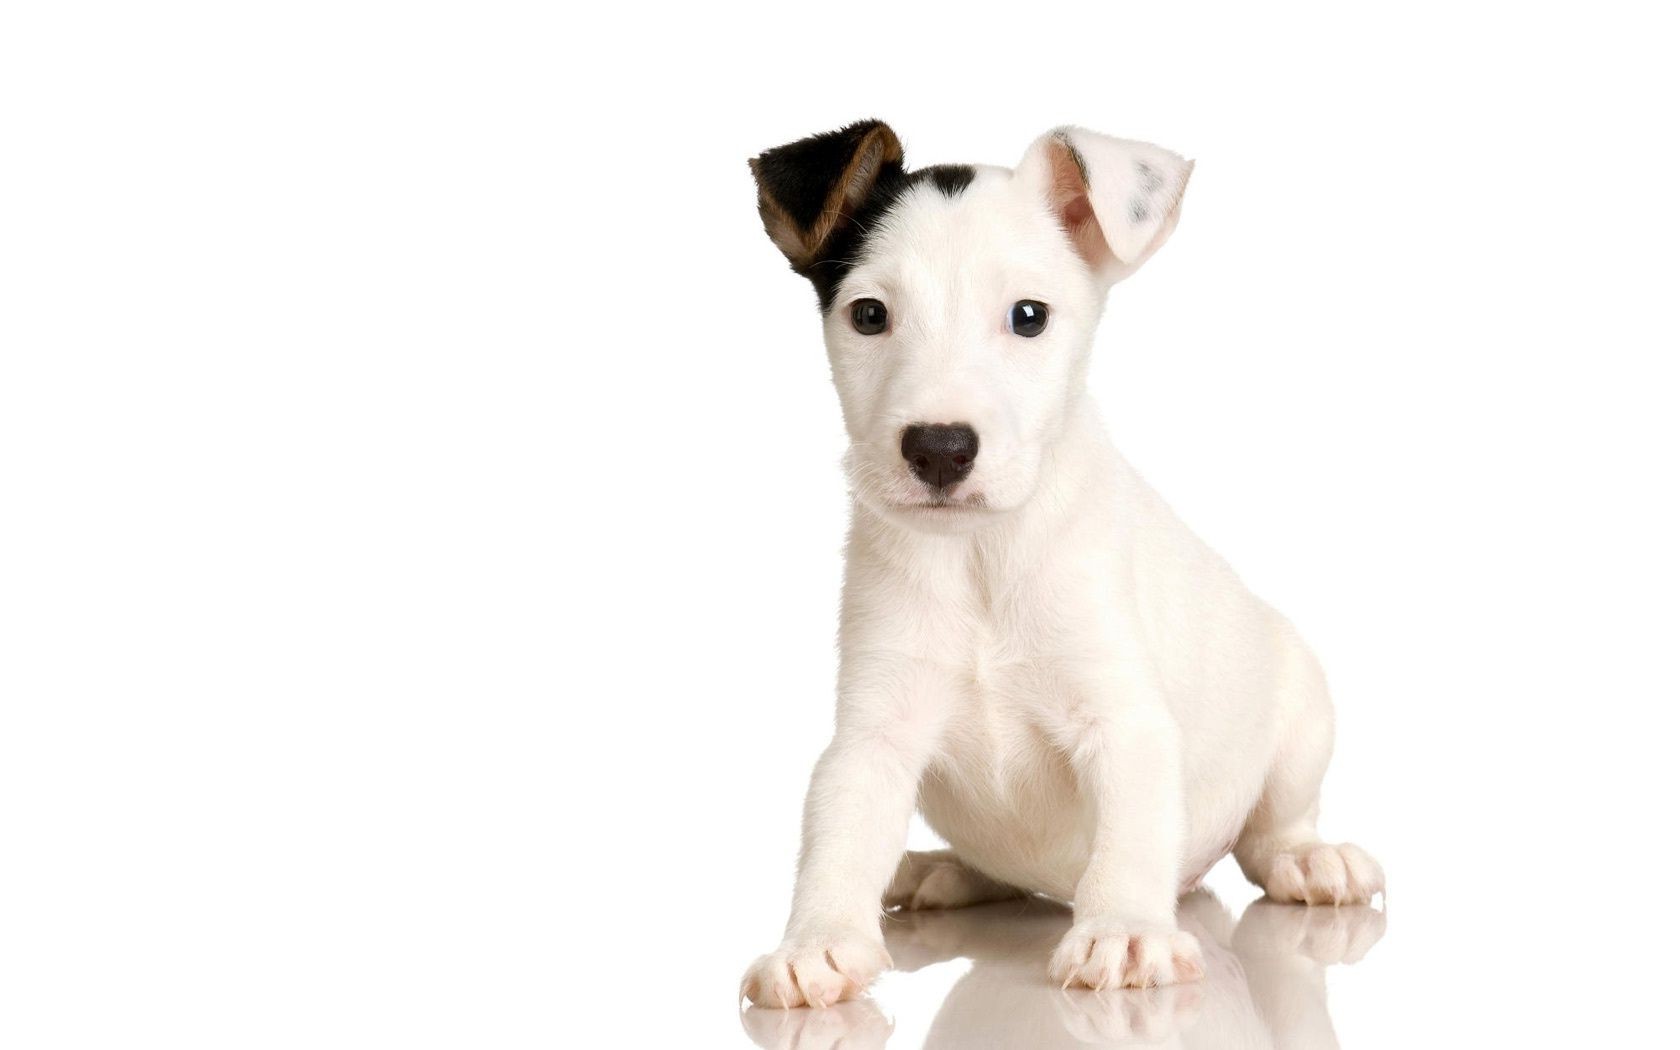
xmin=850 ymin=299 xmax=889 ymax=335
xmin=1008 ymin=300 xmax=1049 ymax=337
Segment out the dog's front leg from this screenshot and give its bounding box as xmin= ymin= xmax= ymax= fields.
xmin=1048 ymin=697 xmax=1206 ymax=990
xmin=741 ymin=659 xmax=949 ymax=1008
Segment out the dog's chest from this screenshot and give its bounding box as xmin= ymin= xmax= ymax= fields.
xmin=916 ymin=619 xmax=1093 ymax=897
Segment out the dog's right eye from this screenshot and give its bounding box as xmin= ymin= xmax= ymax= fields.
xmin=1008 ymin=300 xmax=1049 ymax=337
xmin=850 ymin=299 xmax=889 ymax=335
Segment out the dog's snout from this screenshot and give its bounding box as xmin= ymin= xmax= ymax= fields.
xmin=901 ymin=423 xmax=979 ymax=490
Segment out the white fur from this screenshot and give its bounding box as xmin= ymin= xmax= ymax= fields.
xmin=742 ymin=127 xmax=1382 ymax=1009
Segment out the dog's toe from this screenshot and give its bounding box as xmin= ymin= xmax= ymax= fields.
xmin=1049 ymin=922 xmax=1203 ymax=990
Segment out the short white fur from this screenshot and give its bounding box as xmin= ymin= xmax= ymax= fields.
xmin=742 ymin=126 xmax=1383 ymax=1009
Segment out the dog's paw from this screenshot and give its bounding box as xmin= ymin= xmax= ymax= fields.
xmin=882 ymin=851 xmax=1020 ymax=911
xmin=1262 ymin=842 xmax=1385 ymax=906
xmin=1048 ymin=921 xmax=1204 ymax=990
xmin=740 ymin=932 xmax=892 ymax=1009
xmin=741 ymin=996 xmax=892 ymax=1049
xmin=885 ymin=858 xmax=977 ymax=911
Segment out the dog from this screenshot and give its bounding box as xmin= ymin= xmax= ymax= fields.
xmin=740 ymin=121 xmax=1383 ymax=1008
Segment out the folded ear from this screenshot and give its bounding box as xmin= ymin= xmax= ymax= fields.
xmin=748 ymin=120 xmax=905 ymax=271
xmin=1017 ymin=127 xmax=1193 ymax=284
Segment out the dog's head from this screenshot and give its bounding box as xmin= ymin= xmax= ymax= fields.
xmin=750 ymin=121 xmax=1191 ymax=533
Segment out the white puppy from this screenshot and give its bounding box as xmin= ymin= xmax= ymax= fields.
xmin=740 ymin=121 xmax=1382 ymax=1008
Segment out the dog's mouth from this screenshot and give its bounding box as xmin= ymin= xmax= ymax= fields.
xmin=843 ymin=455 xmax=999 ymax=518
xmin=891 ymin=494 xmax=989 ymax=512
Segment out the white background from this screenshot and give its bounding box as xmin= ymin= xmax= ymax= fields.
xmin=3 ymin=2 xmax=1677 ymax=1046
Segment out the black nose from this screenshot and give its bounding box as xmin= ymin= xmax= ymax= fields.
xmin=901 ymin=423 xmax=979 ymax=490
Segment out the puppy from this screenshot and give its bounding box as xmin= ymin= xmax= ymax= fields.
xmin=740 ymin=121 xmax=1382 ymax=1008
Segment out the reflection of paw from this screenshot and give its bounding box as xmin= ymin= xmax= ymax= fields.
xmin=741 ymin=997 xmax=892 ymax=1050
xmin=740 ymin=932 xmax=892 ymax=1009
xmin=1263 ymin=843 xmax=1384 ymax=905
xmin=1237 ymin=899 xmax=1387 ymax=964
xmin=1054 ymin=983 xmax=1204 ymax=1043
xmin=886 ymin=895 xmax=1069 ymax=972
xmin=1048 ymin=921 xmax=1204 ymax=990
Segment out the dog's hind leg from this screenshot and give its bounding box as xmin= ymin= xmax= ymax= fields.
xmin=883 ymin=850 xmax=1027 ymax=911
xmin=1234 ymin=638 xmax=1385 ymax=906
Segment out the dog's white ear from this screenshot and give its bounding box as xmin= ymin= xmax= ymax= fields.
xmin=1018 ymin=128 xmax=1192 ymax=284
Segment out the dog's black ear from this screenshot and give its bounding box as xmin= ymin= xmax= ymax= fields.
xmin=748 ymin=120 xmax=905 ymax=272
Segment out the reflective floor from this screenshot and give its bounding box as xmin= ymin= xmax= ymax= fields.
xmin=741 ymin=889 xmax=1384 ymax=1049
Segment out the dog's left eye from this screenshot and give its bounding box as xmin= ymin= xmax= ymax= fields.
xmin=850 ymin=299 xmax=889 ymax=335
xmin=1008 ymin=300 xmax=1049 ymax=337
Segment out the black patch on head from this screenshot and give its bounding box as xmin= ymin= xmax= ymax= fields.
xmin=802 ymin=162 xmax=977 ymax=309
xmin=1130 ymin=198 xmax=1150 ymax=223
xmin=801 ymin=167 xmax=905 ymax=310
xmin=913 ymin=163 xmax=977 ymax=198
xmin=750 ymin=122 xmax=981 ymax=312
